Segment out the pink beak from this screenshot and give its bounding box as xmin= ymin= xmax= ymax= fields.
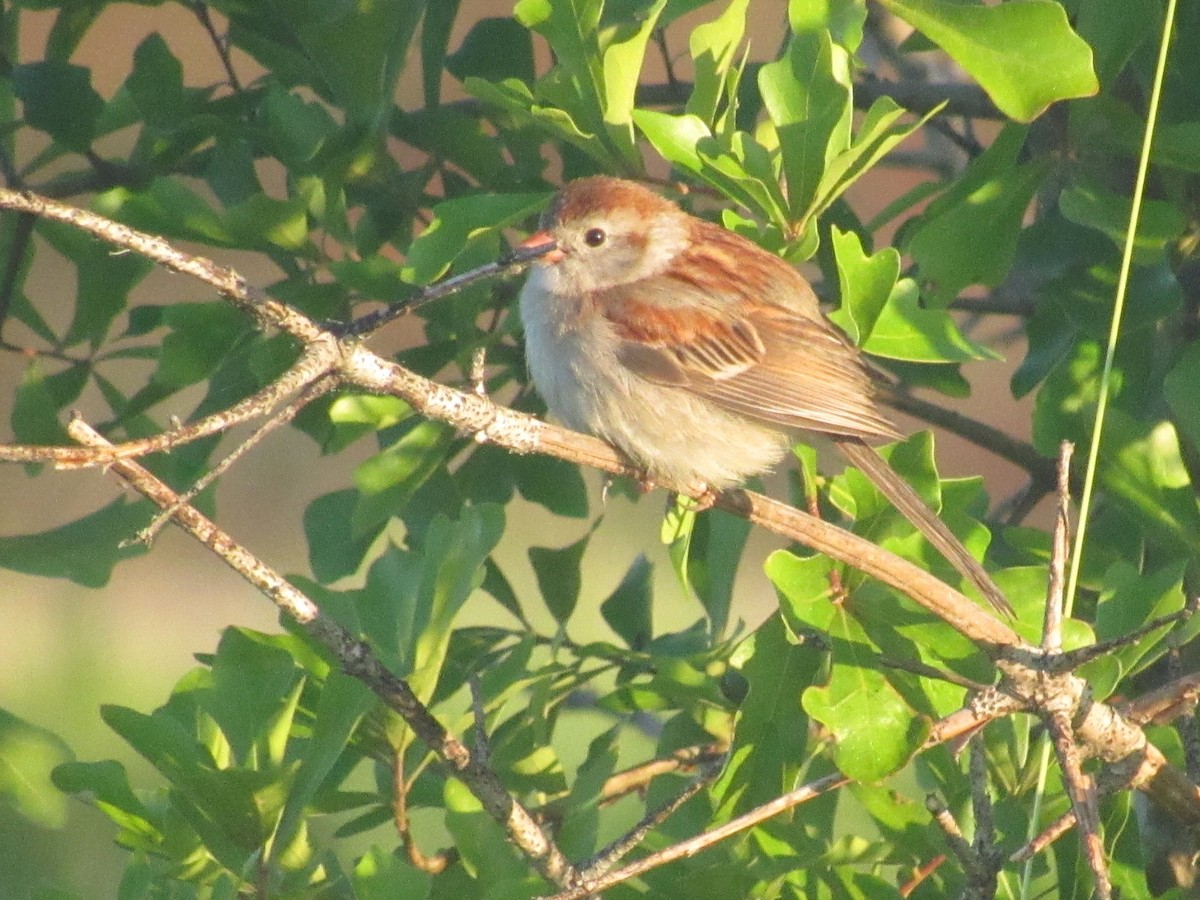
xmin=518 ymin=230 xmax=565 ymax=264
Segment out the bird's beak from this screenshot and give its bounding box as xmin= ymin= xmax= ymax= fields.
xmin=514 ymin=230 xmax=565 ymax=265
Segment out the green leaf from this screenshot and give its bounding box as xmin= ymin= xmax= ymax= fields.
xmin=908 ymin=138 xmax=1049 ymax=304
xmin=710 ymin=615 xmax=817 ymax=820
xmin=353 ymin=846 xmax=433 ymax=900
xmin=1060 ymin=179 xmax=1186 ymax=266
xmin=153 ymin=302 xmax=248 ymax=389
xmin=769 ymin=550 xmax=929 ymax=781
xmin=1166 ymin=342 xmax=1200 ymax=452
xmin=287 ymin=1 xmax=423 ymax=124
xmin=556 ymin=726 xmax=620 ymax=858
xmin=12 ymin=360 xmax=88 ymax=446
xmin=305 ymin=490 xmax=382 ymax=582
xmin=511 ymin=453 xmax=590 ymax=519
xmin=352 ymin=421 xmax=455 ymax=534
xmin=466 ymin=77 xmax=610 ymax=167
xmin=1089 ymin=562 xmax=1194 ymax=691
xmin=125 ymin=34 xmax=190 ymax=127
xmin=101 ymin=705 xmax=266 ymax=869
xmin=529 ymin=526 xmax=595 ymax=625
xmin=52 ymin=760 xmax=160 ymax=848
xmin=859 ymin=279 xmax=999 ymax=362
xmin=94 ymin=179 xmax=231 ymax=245
xmin=403 ymin=193 xmax=548 ymax=285
xmin=1074 ymin=0 xmax=1157 ymax=87
xmin=330 ymin=393 xmax=414 ymax=437
xmin=687 ymin=0 xmax=750 ymax=126
xmin=443 ymin=779 xmax=529 ymax=881
xmin=509 ymin=0 xmax=648 ymax=169
xmin=0 ymin=499 xmax=146 ymax=587
xmin=879 ymin=0 xmax=1098 ymax=122
xmin=0 ymin=709 xmax=72 ymax=828
xmin=38 ymin=216 xmax=154 ymax=349
xmin=261 ymin=83 xmax=338 ymax=167
xmin=602 ymin=1 xmax=667 ymax=145
xmin=223 ymin=193 xmax=311 ymax=252
xmin=13 ymin=61 xmax=104 ymax=151
xmin=691 ymin=507 xmax=753 ymax=638
xmin=361 ymin=506 xmax=504 ymax=703
xmin=808 ymin=96 xmax=941 ymax=228
xmin=600 ymin=554 xmax=653 ymax=649
xmin=758 ymin=29 xmax=849 ymax=223
xmin=1098 ymin=414 xmax=1200 ymax=558
xmin=662 ymin=494 xmax=699 ymax=599
xmin=448 ymin=17 xmax=535 ymax=85
xmin=203 ymin=628 xmax=303 ymax=765
xmin=632 ymin=111 xmax=789 ymax=224
xmin=274 ymin=672 xmax=375 ymax=865
xmin=420 ymin=0 xmax=461 ymax=108
xmin=827 ymin=226 xmax=900 ymax=345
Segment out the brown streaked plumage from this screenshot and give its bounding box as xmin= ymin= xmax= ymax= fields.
xmin=518 ymin=176 xmax=1011 ymax=617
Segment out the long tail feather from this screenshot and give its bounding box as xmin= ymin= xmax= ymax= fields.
xmin=833 ymin=436 xmax=1014 ymax=618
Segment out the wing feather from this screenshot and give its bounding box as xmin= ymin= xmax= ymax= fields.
xmin=602 ymin=290 xmax=898 ymax=441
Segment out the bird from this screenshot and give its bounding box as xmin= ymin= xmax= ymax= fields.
xmin=515 ymin=175 xmax=1012 ymax=618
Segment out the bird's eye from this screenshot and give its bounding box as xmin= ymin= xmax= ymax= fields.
xmin=583 ymin=227 xmax=607 ymax=248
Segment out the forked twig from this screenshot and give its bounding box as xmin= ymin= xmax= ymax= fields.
xmin=133 ymin=374 xmax=339 ymax=544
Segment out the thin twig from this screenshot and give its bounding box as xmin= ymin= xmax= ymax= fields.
xmin=1048 ymin=605 xmax=1197 ymax=673
xmin=538 ymin=744 xmax=728 ymax=824
xmin=133 ymin=374 xmax=338 ymax=544
xmin=1043 ymin=441 xmax=1075 ymax=653
xmin=1045 ymin=710 xmax=1111 ymax=899
xmin=898 ymin=854 xmax=948 ymax=897
xmin=394 ymin=752 xmax=456 ymax=874
xmin=190 ymin=1 xmax=243 ymax=92
xmin=969 ymin=739 xmax=1002 ymax=887
xmin=926 ymin=793 xmax=986 ymax=883
xmin=881 ymin=386 xmax=1057 ymax=487
xmin=878 ymin=655 xmax=990 ymax=691
xmin=0 ymin=340 xmax=338 ymax=467
xmin=337 ymin=242 xmax=552 ymax=337
xmin=469 ymin=675 xmax=490 ymax=764
xmin=578 ymin=766 xmax=718 ymax=880
xmin=540 ymin=773 xmax=850 ymax=900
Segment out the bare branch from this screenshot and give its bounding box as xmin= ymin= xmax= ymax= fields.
xmin=969 ymin=740 xmax=1002 ymax=883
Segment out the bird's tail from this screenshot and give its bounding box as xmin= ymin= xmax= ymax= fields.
xmin=833 ymin=436 xmax=1014 ymax=619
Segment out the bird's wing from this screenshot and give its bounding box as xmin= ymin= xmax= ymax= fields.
xmin=597 ymin=288 xmax=899 ymax=441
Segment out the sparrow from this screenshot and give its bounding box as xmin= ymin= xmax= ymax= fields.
xmin=516 ymin=176 xmax=1012 ymax=618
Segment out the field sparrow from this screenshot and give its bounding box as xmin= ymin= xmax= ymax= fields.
xmin=517 ymin=176 xmax=1011 ymax=617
